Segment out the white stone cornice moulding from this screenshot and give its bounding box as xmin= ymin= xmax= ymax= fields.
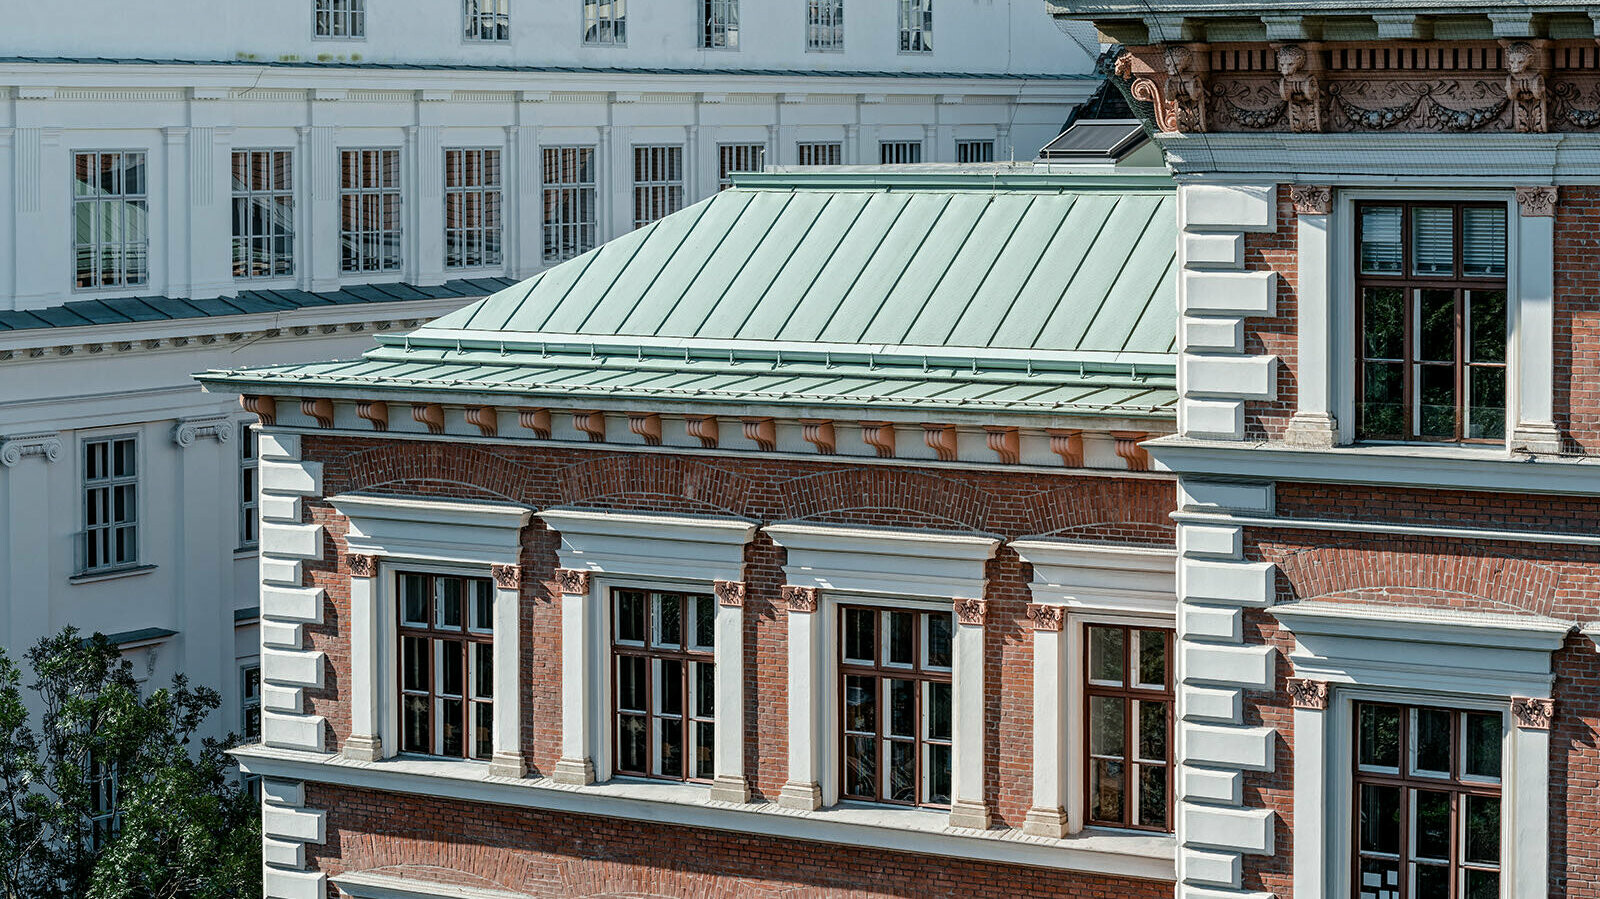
xmin=1157 ymin=131 xmax=1600 ymax=181
xmin=0 ymin=432 xmax=62 ymax=466
xmin=537 ymin=508 xmax=756 ymax=584
xmin=1009 ymin=539 xmax=1176 ymax=614
xmin=331 ymin=493 xmax=532 ymax=567
xmin=172 ymin=414 xmax=233 ymax=448
xmin=765 ymin=522 xmax=1000 ymax=600
xmin=233 ymin=746 xmax=1176 ymax=881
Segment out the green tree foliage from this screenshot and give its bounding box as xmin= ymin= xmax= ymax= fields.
xmin=0 ymin=628 xmax=260 ymax=899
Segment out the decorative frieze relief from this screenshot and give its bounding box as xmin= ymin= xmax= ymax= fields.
xmin=1285 ymin=676 xmax=1328 ymax=710
xmin=173 ymin=415 xmax=233 ymax=448
xmin=347 ymin=553 xmax=377 ymax=579
xmin=1289 ymin=185 xmax=1332 ymax=216
xmin=1511 ymin=696 xmax=1554 ymax=730
xmin=714 ymin=580 xmax=746 ymax=607
xmin=1516 ymin=185 xmax=1559 ymax=217
xmin=491 ymin=563 xmax=521 ymax=590
xmin=555 ymin=568 xmax=590 ymax=596
xmin=0 ymin=432 xmax=62 ymax=466
xmin=1025 ymin=603 xmax=1063 ymax=632
xmin=782 ymin=585 xmax=817 ymax=613
xmin=954 ymin=598 xmax=987 ymax=627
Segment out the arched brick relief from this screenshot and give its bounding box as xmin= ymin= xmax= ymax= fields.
xmin=341 ymin=443 xmax=534 ymax=502
xmin=331 ymin=830 xmax=548 ymax=892
xmin=1019 ymin=483 xmax=1174 ymax=543
xmin=1271 ymin=544 xmax=1561 ymax=617
xmin=777 ymin=468 xmax=990 ymax=530
xmin=556 ymin=454 xmax=754 ymax=516
xmin=557 ymin=858 xmax=817 ymax=898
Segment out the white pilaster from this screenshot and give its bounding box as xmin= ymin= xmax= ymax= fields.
xmin=949 ymin=599 xmax=989 ymax=830
xmin=710 ymin=581 xmax=747 ymax=802
xmin=1286 ymin=191 xmax=1339 ymax=447
xmin=1023 ymin=605 xmax=1067 ymax=837
xmin=489 ymin=567 xmax=525 ymax=778
xmin=344 ymin=565 xmax=381 ymax=761
xmin=779 ymin=588 xmax=824 ymax=811
xmin=554 ymin=570 xmax=595 ymax=785
xmin=1512 ymin=188 xmax=1559 ymax=453
xmin=306 ymin=119 xmax=340 ymax=292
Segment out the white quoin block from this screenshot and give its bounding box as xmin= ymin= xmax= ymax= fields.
xmin=261 ymin=586 xmax=325 ymax=623
xmin=259 ymin=493 xmax=303 ymax=523
xmin=260 ymin=620 xmax=303 ymax=649
xmin=263 ymin=648 xmax=325 ymax=689
xmin=1182 ymin=354 xmax=1279 ymax=400
xmin=1186 ymin=723 xmax=1276 ymax=772
xmin=1180 ymin=399 xmax=1245 ymax=440
xmin=1180 ymin=765 xmax=1243 ymax=805
xmin=261 ymin=778 xmax=305 ymax=807
xmin=1183 ymin=524 xmax=1243 ymax=559
xmin=260 ymin=459 xmax=323 ymax=496
xmin=1177 ymin=885 xmax=1275 ymax=899
xmin=1179 ymin=480 xmax=1273 ymax=514
xmin=1181 ymin=803 xmax=1276 ymax=854
xmin=260 ymin=523 xmax=324 ymax=560
xmin=1181 ymin=604 xmax=1242 ymax=642
xmin=1182 ymin=685 xmax=1242 ymax=723
xmin=1182 ymin=183 xmax=1276 ymax=232
xmin=260 ymin=558 xmax=306 ymax=588
xmin=262 ymin=837 xmax=305 ymax=869
xmin=263 ymin=868 xmax=326 ymax=899
xmin=262 ymin=711 xmax=327 ymax=752
xmin=1183 ymin=232 xmax=1245 ymax=269
xmin=1184 ymin=270 xmax=1278 ymax=317
xmin=262 ymin=805 xmax=325 ymax=843
xmin=258 ymin=433 xmax=301 ymax=461
xmin=1183 ymin=317 xmax=1245 ymax=352
xmin=263 ymin=684 xmax=303 ymax=713
xmin=1183 ymin=847 xmax=1243 ymax=887
xmin=1184 ymin=560 xmax=1276 ymax=607
xmin=1182 ymin=642 xmax=1275 ymax=691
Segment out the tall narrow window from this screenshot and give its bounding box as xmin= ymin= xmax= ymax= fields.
xmin=839 ymin=605 xmax=954 ymax=807
xmin=82 ymin=436 xmax=137 ymax=574
xmin=632 ymin=145 xmax=684 ymax=229
xmin=314 ymin=0 xmax=365 ymax=38
xmin=86 ymin=755 xmax=120 ymax=850
xmin=444 ymin=148 xmax=503 ymax=269
xmin=701 ymin=0 xmax=738 ymax=48
xmin=1355 ymin=202 xmax=1508 ymax=443
xmin=232 ymin=149 xmax=294 ymax=280
xmin=797 ymin=142 xmax=843 ymax=166
xmin=1354 ymin=702 xmax=1503 ymax=899
xmin=807 ymin=0 xmax=844 ymax=50
xmin=397 ymin=572 xmax=495 ymax=760
xmin=239 ymin=425 xmax=258 ymax=548
xmin=956 ymin=140 xmax=995 ymax=163
xmin=879 ymin=141 xmax=923 ymax=165
xmin=612 ymin=589 xmax=717 ymax=781
xmin=73 ymin=152 xmax=148 ymax=290
xmin=241 ymin=665 xmax=262 ymax=742
xmin=339 ymin=149 xmax=402 ymax=274
xmin=543 ymin=146 xmax=598 ymax=262
xmin=583 ymin=0 xmax=626 ymax=44
xmin=463 ymin=0 xmax=509 ymax=41
xmin=897 ymin=0 xmax=932 ymax=52
xmin=1084 ymin=624 xmax=1173 ymax=832
xmin=717 ymin=143 xmax=765 ymax=191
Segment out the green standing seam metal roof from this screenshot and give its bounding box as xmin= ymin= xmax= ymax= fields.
xmin=198 ymin=171 xmax=1180 ymax=420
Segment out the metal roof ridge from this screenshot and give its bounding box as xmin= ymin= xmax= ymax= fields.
xmin=728 ymin=170 xmax=1175 ymax=192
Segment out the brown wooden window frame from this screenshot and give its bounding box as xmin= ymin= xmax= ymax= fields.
xmin=1352 ymin=701 xmax=1504 ymax=899
xmin=838 ymin=604 xmax=955 ymax=809
xmin=1354 ymin=200 xmax=1509 ymax=445
xmin=397 ymin=570 xmax=495 ymax=760
xmin=1083 ymin=623 xmax=1174 ymax=833
xmin=610 ymin=588 xmax=717 ymax=783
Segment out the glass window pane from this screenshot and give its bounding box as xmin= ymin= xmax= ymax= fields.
xmin=1359 ymin=704 xmax=1401 ymax=770
xmin=693 ymin=594 xmax=715 ymax=649
xmin=1137 ymin=765 xmax=1167 ymax=829
xmin=440 ymin=698 xmax=463 ymax=757
xmin=1363 ymin=287 xmax=1405 ymax=360
xmin=473 ymin=643 xmax=492 ymax=699
xmin=886 ymin=610 xmax=915 ymax=666
xmin=844 ymin=674 xmax=876 ymax=733
xmin=1088 ymin=626 xmax=1125 ymax=684
xmin=692 ymin=660 xmax=714 ymax=718
xmin=1360 ymin=206 xmax=1403 ymax=274
xmin=1413 ymin=708 xmax=1451 ymax=776
xmin=925 ymin=614 xmax=953 ymax=668
xmin=657 ymin=659 xmax=683 ymax=716
xmin=617 ymin=656 xmax=646 ymax=712
xmin=1137 ymin=700 xmax=1168 ymax=762
xmin=1465 ymin=870 xmax=1499 ymax=899
xmin=694 ymin=720 xmax=715 ymax=779
xmin=619 ymin=714 xmax=646 ymax=771
xmin=1358 ymin=783 xmax=1401 ymax=853
xmin=1413 ymin=789 xmax=1451 ymax=860
xmin=1469 ymin=290 xmax=1508 ymax=363
xmin=1418 ymin=364 xmax=1457 ymax=439
xmin=1414 ymin=864 xmax=1449 ymax=899
xmin=846 ymin=735 xmax=876 ymax=797
xmin=440 ymin=641 xmax=463 ymax=696
xmin=657 ymin=717 xmax=683 ymax=777
xmin=1417 ymin=289 xmax=1456 ymax=364
xmin=887 ymin=679 xmax=915 ymax=738
xmin=844 ymin=608 xmax=876 ymax=662
xmin=1089 ymin=695 xmax=1125 ymax=757
xmin=1464 ymin=713 xmax=1502 ymax=780
xmin=472 ymin=580 xmax=493 ymax=632
xmin=1358 ymin=858 xmax=1400 ymax=899
xmin=1464 ymin=795 xmax=1500 ymax=865
xmin=888 ymin=741 xmax=916 ymax=802
xmin=926 ymin=681 xmax=952 ymax=742
xmin=474 ymin=702 xmax=492 ymax=759
xmin=1412 ymin=207 xmax=1456 ymax=276
xmin=402 ymin=695 xmax=429 ymax=752
xmin=654 ymin=593 xmax=682 ymax=648
xmin=401 ymin=636 xmax=429 ymax=692
xmin=1467 ymin=365 xmax=1506 ymax=440
xmin=616 ymin=590 xmax=645 ymax=643
xmin=1136 ymin=630 xmax=1168 ymax=688
xmin=1089 ymin=759 xmax=1125 ymax=823
xmin=1362 ymin=361 xmax=1406 ymax=439
xmin=439 ymin=578 xmax=463 ymax=629
xmin=926 ymin=743 xmax=951 ymax=805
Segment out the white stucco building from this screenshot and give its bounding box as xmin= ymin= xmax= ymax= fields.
xmin=0 ymin=0 xmax=1095 ymax=748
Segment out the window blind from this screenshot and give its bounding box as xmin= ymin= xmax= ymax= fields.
xmin=1411 ymin=206 xmax=1455 ymax=276
xmin=1461 ymin=207 xmax=1507 ymax=277
xmin=1359 ymin=206 xmax=1402 ymax=274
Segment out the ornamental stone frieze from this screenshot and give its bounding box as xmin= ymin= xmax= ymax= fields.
xmin=0 ymin=432 xmax=63 ymax=466
xmin=1111 ymin=38 xmax=1600 ymax=135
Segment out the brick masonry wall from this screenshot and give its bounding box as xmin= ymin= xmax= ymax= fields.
xmin=1554 ymin=186 xmax=1600 ymax=454
xmin=1242 ymin=183 xmax=1299 ymax=442
xmin=306 ymin=783 xmax=1173 ymax=899
xmin=296 ymin=435 xmax=1176 ymax=830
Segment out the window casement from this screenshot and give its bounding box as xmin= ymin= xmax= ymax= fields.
xmin=956 ymin=139 xmax=995 ymax=164
xmin=797 ymin=142 xmax=843 ymax=166
xmin=87 ymin=754 xmax=120 ymax=850
xmin=583 ymin=0 xmax=626 ymax=45
xmin=879 ymin=141 xmax=923 ymax=165
xmin=1355 ymin=201 xmax=1508 ymax=444
xmin=1354 ymin=702 xmax=1503 ymax=899
xmin=241 ymin=665 xmax=262 ymax=742
xmin=632 ymin=145 xmax=684 ymax=230
xmin=463 ymin=0 xmax=509 ymax=42
xmin=611 ymin=588 xmax=717 ymax=781
xmin=239 ymin=425 xmax=258 ymax=548
xmin=339 ymin=148 xmax=402 ymax=274
xmin=314 ymin=0 xmax=365 ymax=38
xmin=897 ymin=0 xmax=932 ymax=53
xmin=231 ymin=149 xmax=294 ymax=280
xmin=73 ymin=151 xmax=148 ymax=290
xmin=444 ymin=148 xmax=503 ymax=270
xmin=81 ymin=435 xmax=138 ymax=574
xmin=543 ymin=146 xmax=598 ymax=262
xmin=701 ymin=0 xmax=739 ymax=49
xmin=717 ymin=143 xmax=765 ymax=192
xmin=807 ymin=0 xmax=844 ymax=50
xmin=1083 ymin=624 xmax=1173 ymax=832
xmin=397 ymin=571 xmax=496 ymax=760
xmin=838 ymin=605 xmax=955 ymax=808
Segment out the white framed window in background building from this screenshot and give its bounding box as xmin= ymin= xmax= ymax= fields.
xmin=956 ymin=140 xmax=995 ymax=164
xmin=463 ymin=0 xmax=510 ymax=42
xmin=81 ymin=435 xmax=138 ymax=575
xmin=797 ymin=142 xmax=843 ymax=166
xmin=314 ymin=0 xmax=365 ymax=38
xmin=898 ymin=0 xmax=932 ymax=53
xmin=340 ymin=149 xmax=402 ymax=274
xmin=543 ymin=146 xmax=598 ymax=262
xmin=701 ymin=0 xmax=738 ymax=49
xmin=633 ymin=146 xmax=684 ymax=229
xmin=444 ymin=148 xmax=503 ymax=269
xmin=880 ymin=141 xmax=922 ymax=165
xmin=583 ymin=0 xmax=626 ymax=44
xmin=807 ymin=0 xmax=844 ymax=50
xmin=238 ymin=425 xmax=258 ymax=548
xmin=718 ymin=144 xmax=765 ymax=191
xmin=73 ymin=151 xmax=148 ymax=290
xmin=231 ymin=149 xmax=294 ymax=280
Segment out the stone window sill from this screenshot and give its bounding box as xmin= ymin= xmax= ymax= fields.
xmin=69 ymin=563 xmax=157 ymax=585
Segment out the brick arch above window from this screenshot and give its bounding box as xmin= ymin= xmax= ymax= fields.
xmin=777 ymin=468 xmax=990 ymax=530
xmin=1272 ymin=544 xmax=1561 ymax=617
xmin=556 ymin=454 xmax=754 ymax=516
xmin=1019 ymin=482 xmax=1175 ymax=543
xmin=339 ymin=443 xmax=534 ymax=502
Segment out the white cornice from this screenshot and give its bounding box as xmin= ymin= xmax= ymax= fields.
xmin=1010 ymin=538 xmax=1176 ymax=613
xmin=1159 ymin=132 xmax=1600 ymax=183
xmin=330 ymin=492 xmax=532 ymax=566
xmin=537 ymin=507 xmax=756 ymax=584
xmin=766 ymin=522 xmax=1000 ymax=599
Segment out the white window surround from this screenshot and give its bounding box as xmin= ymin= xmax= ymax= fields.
xmin=535 ymin=507 xmax=756 ymax=802
xmin=1270 ymin=600 xmax=1570 ymax=899
xmin=1009 ymin=539 xmax=1177 ymax=840
xmin=764 ymin=521 xmax=998 ymax=829
xmin=327 ymin=492 xmax=532 ymax=778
